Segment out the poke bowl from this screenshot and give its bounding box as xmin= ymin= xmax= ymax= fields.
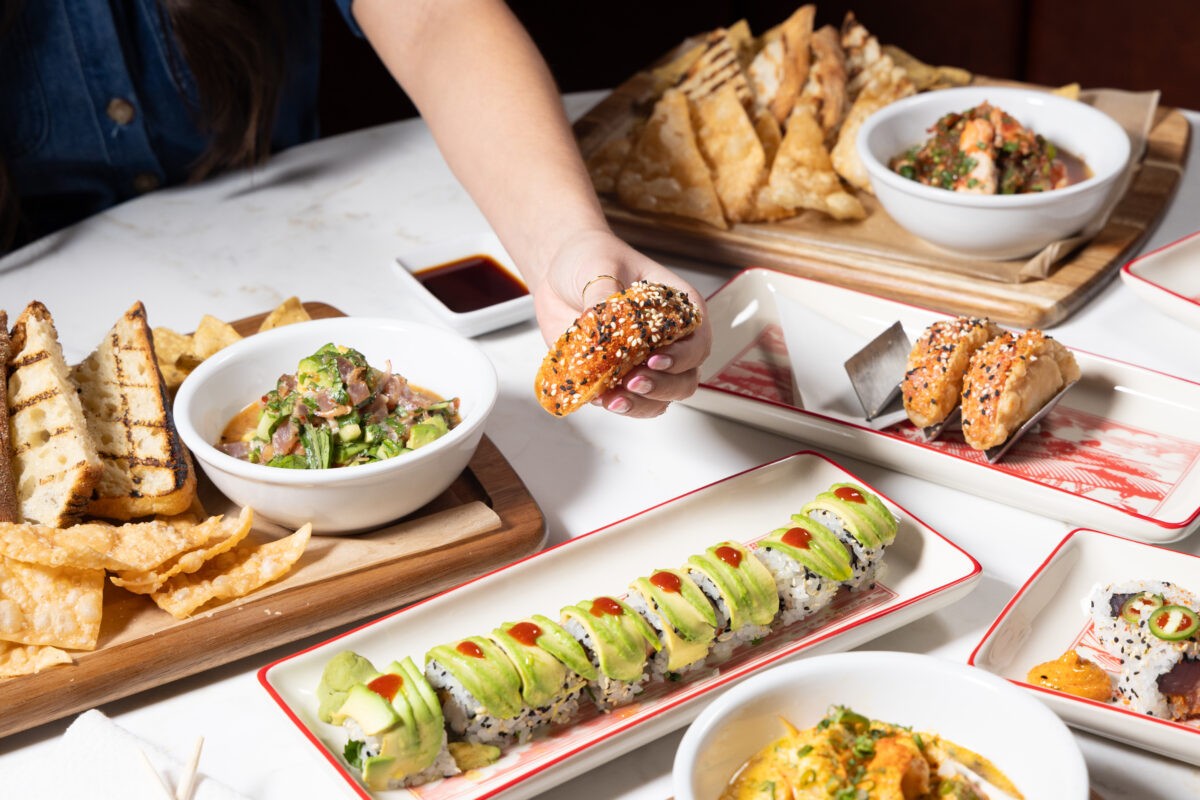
xmin=858 ymin=85 xmax=1131 ymax=260
xmin=174 ymin=316 xmax=498 ymax=534
xmin=673 ymin=650 xmax=1088 ymax=800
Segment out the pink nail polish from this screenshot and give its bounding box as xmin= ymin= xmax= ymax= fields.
xmin=647 ymin=354 xmax=673 ymax=371
xmin=627 ymin=376 xmax=653 ymax=395
xmin=609 ymin=397 xmax=631 ymax=414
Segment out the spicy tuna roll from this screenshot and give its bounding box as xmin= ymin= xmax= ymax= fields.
xmin=685 ymin=541 xmax=780 ymax=663
xmin=560 ymin=596 xmax=661 ymax=711
xmin=490 ymin=615 xmax=594 ymax=728
xmin=755 ymin=514 xmax=853 ymax=626
xmin=425 ymin=635 xmax=531 ymax=746
xmin=802 ymin=483 xmax=898 ymax=590
xmin=627 ymin=568 xmax=718 ymax=681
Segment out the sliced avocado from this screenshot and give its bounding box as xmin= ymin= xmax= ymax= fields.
xmin=361 ymin=755 xmax=397 ymax=791
xmin=763 ymin=516 xmax=853 ymax=582
xmin=406 ymin=422 xmax=445 ymax=450
xmin=338 ymin=421 xmax=363 ymax=443
xmin=803 ymin=484 xmax=897 ymax=549
xmin=297 ymin=349 xmax=339 ymax=391
xmin=379 ymin=657 xmax=445 ymax=778
xmin=448 ymin=741 xmax=501 ymax=771
xmin=490 ymin=623 xmax=570 ymax=709
xmin=317 ymin=651 xmax=381 ymax=723
xmin=560 ymin=598 xmax=660 ymax=683
xmin=529 ymin=614 xmax=598 ymax=681
xmin=630 ymin=577 xmax=715 ymax=672
xmin=426 ymin=636 xmax=524 ymax=720
xmin=334 ymin=683 xmax=400 ymax=735
xmin=686 ymin=542 xmax=779 ymax=629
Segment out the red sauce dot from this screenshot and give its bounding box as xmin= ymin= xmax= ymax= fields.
xmin=590 ymin=596 xmax=624 ymax=617
xmin=715 ymin=545 xmax=743 ymax=567
xmin=507 ymin=621 xmax=542 ymax=647
xmin=367 ymin=673 xmax=403 ymax=702
xmin=650 ymin=570 xmax=682 ymax=593
xmin=781 ymin=527 xmax=813 ymax=549
xmin=834 ymin=486 xmax=866 ymax=504
xmin=456 ymin=640 xmax=485 ymax=658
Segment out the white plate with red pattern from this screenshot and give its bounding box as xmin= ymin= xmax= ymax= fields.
xmin=258 ymin=450 xmax=980 ymax=800
xmin=1121 ymin=229 xmax=1200 ymax=332
xmin=685 ymin=268 xmax=1200 ymax=543
xmin=969 ymin=528 xmax=1200 ymax=765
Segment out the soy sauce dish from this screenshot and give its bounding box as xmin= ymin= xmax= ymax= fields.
xmin=174 ymin=317 xmax=497 ymax=534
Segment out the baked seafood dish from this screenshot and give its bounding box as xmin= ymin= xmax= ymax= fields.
xmin=315 ymin=482 xmax=898 ymax=790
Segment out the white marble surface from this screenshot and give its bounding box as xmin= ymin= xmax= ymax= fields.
xmin=0 ymin=92 xmax=1198 ymax=799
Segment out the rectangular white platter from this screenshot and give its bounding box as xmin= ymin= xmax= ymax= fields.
xmin=969 ymin=528 xmax=1200 ymax=765
xmin=686 ymin=267 xmax=1200 ymax=543
xmin=1121 ymin=229 xmax=1200 ymax=332
xmin=259 ymin=450 xmax=981 ymax=800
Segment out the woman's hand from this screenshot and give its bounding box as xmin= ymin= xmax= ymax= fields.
xmin=532 ymin=229 xmax=711 ymax=418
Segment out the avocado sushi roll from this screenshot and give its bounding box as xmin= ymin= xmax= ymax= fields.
xmin=627 ymin=568 xmax=718 ymax=680
xmin=317 ymin=652 xmax=460 ymax=790
xmin=425 ymin=635 xmax=531 ymax=746
xmin=756 ymin=514 xmax=853 ymax=626
xmin=685 ymin=541 xmax=780 ymax=663
xmin=560 ymin=596 xmax=661 ymax=711
xmin=489 ymin=615 xmax=595 ymax=729
xmin=802 ymin=483 xmax=898 ymax=590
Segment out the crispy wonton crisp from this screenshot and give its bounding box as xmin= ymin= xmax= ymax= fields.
xmin=111 ymin=507 xmax=255 ymax=594
xmin=257 ymin=297 xmax=312 ymax=332
xmin=0 ymin=556 xmax=104 ymax=650
xmin=0 ymin=641 xmax=73 ymax=677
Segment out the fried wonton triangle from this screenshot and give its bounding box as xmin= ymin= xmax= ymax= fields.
xmin=692 ymin=82 xmax=768 ymax=223
xmin=676 ymin=28 xmax=753 ymax=108
xmin=797 ymin=24 xmax=849 ymax=139
xmin=750 ymin=5 xmax=815 ymax=125
xmin=0 ymin=556 xmax=104 ymax=650
xmin=830 ymin=52 xmax=915 ymax=193
xmin=765 ymin=105 xmax=865 ymax=221
xmin=0 ymin=641 xmax=72 ymax=677
xmin=616 ymin=89 xmax=727 ymax=229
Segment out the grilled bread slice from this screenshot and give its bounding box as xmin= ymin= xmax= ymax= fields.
xmin=0 ymin=311 xmax=17 ymax=523
xmin=72 ymin=301 xmax=195 ymax=520
xmin=8 ymin=302 xmax=103 ymax=527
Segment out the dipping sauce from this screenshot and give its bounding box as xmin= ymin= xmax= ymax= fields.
xmin=1027 ymin=650 xmax=1113 ymax=702
xmin=416 ymin=254 xmax=528 ymax=314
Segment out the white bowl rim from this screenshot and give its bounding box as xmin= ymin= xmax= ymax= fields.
xmin=174 ymin=316 xmax=498 ymax=486
xmin=858 ymin=85 xmax=1131 ymax=209
xmin=673 ymin=649 xmax=1088 ymax=796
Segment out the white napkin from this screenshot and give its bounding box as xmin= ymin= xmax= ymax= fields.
xmin=4 ymin=710 xmax=251 ymax=800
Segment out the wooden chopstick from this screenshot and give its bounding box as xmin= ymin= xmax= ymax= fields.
xmin=175 ymin=737 xmax=205 ymax=800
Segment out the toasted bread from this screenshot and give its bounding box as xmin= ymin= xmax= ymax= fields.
xmin=72 ymin=302 xmax=195 ymax=520
xmin=0 ymin=311 xmax=16 ymax=523
xmin=8 ymin=302 xmax=102 ymax=527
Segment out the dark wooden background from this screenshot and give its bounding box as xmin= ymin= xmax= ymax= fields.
xmin=317 ymin=1 xmax=1200 ymax=136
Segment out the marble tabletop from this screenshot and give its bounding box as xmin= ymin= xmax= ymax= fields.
xmin=0 ymin=92 xmax=1197 ymax=799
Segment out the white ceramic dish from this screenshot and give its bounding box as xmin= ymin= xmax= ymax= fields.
xmin=174 ymin=317 xmax=497 ymax=534
xmin=674 ymin=650 xmax=1088 ymax=800
xmin=970 ymin=528 xmax=1200 ymax=765
xmin=394 ymin=231 xmax=535 ymax=338
xmin=1121 ymin=229 xmax=1200 ymax=331
xmin=859 ymin=85 xmax=1130 ymax=260
xmin=259 ymin=451 xmax=981 ymax=800
xmin=686 ymin=268 xmax=1200 ymax=544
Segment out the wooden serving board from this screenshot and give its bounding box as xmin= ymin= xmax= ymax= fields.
xmin=575 ymin=58 xmax=1190 ymax=328
xmin=0 ymin=302 xmax=546 ymax=740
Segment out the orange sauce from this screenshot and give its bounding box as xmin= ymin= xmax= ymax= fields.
xmin=1027 ymin=650 xmax=1112 ymax=701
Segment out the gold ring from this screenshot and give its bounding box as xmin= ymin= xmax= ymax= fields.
xmin=582 ymin=274 xmax=624 ymax=305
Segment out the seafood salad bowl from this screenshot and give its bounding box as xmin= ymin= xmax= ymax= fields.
xmin=858 ymin=85 xmax=1131 ymax=260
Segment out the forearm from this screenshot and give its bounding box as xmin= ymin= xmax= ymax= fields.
xmin=351 ymin=0 xmax=608 ymax=290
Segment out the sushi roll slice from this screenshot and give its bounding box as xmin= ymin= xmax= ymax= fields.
xmin=627 ymin=568 xmax=718 ymax=681
xmin=317 ymin=652 xmax=460 ymax=790
xmin=802 ymin=483 xmax=898 ymax=590
xmin=560 ymin=596 xmax=661 ymax=711
xmin=685 ymin=541 xmax=780 ymax=663
xmin=425 ymin=635 xmax=530 ymax=746
xmin=489 ymin=615 xmax=594 ymax=729
xmin=755 ymin=514 xmax=853 ymax=626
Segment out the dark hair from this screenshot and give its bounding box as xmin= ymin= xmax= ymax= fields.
xmin=0 ymin=0 xmax=288 ymax=250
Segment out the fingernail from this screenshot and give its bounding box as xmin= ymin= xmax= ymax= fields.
xmin=608 ymin=396 xmax=631 ymax=414
xmin=627 ymin=376 xmax=653 ymax=395
xmin=647 ymin=354 xmax=673 ymax=371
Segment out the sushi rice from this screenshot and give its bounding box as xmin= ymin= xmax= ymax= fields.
xmin=753 ymin=546 xmax=840 ymax=627
xmin=562 ymin=616 xmax=648 ymax=710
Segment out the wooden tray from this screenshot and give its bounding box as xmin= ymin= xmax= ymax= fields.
xmin=0 ymin=302 xmax=546 ymax=739
xmin=575 ymin=54 xmax=1191 ymax=328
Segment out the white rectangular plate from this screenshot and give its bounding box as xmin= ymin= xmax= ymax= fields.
xmin=969 ymin=528 xmax=1200 ymax=765
xmin=1121 ymin=229 xmax=1200 ymax=331
xmin=259 ymin=451 xmax=980 ymax=800
xmin=687 ymin=267 xmax=1200 ymax=543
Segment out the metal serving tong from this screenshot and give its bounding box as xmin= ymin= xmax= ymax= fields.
xmin=843 ymin=321 xmax=1077 ymax=464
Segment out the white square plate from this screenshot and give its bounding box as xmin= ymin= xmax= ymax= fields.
xmin=969 ymin=528 xmax=1200 ymax=765
xmin=394 ymin=232 xmax=534 ymax=337
xmin=1121 ymin=230 xmax=1200 ymax=331
xmin=259 ymin=450 xmax=981 ymax=800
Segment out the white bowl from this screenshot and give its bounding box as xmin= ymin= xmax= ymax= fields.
xmin=673 ymin=651 xmax=1088 ymax=800
xmin=858 ymin=86 xmax=1131 ymax=260
xmin=174 ymin=317 xmax=498 ymax=534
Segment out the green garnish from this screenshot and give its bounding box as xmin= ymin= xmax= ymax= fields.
xmin=343 ymin=739 xmax=365 ymax=769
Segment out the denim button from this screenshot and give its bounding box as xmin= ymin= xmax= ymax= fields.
xmin=133 ymin=172 xmax=159 ymax=193
xmin=106 ymin=97 xmax=136 ymax=125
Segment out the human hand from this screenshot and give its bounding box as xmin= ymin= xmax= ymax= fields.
xmin=532 ymin=229 xmax=712 ymax=418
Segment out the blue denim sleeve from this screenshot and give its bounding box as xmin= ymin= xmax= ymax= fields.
xmin=329 ymin=0 xmax=364 ymax=38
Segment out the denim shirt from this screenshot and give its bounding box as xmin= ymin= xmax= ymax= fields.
xmin=0 ymin=0 xmax=360 ymax=248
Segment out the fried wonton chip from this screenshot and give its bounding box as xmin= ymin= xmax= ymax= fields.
xmin=0 ymin=522 xmax=127 ymax=570
xmin=766 ymin=106 xmax=865 ymax=221
xmin=677 ymin=28 xmax=753 ymax=108
xmin=0 ymin=641 xmax=73 ymax=677
xmin=830 ymin=54 xmax=915 ymax=194
xmin=191 ymin=315 xmax=242 ymax=360
xmin=149 ymin=523 xmax=312 ymax=620
xmin=616 ymin=89 xmax=727 ymax=229
xmin=586 ymin=132 xmax=635 ymax=195
xmin=883 ymin=44 xmax=972 ymax=91
xmin=258 ymin=297 xmax=311 ymax=332
xmin=759 ymin=5 xmax=815 ymax=125
xmin=152 ymin=326 xmax=191 ymax=369
xmin=0 ymin=556 xmax=104 ymax=649
xmin=110 ymin=507 xmax=254 ymax=595
xmin=692 ymin=82 xmax=768 ymax=223
xmin=650 ymin=41 xmax=706 ymax=94
xmin=1052 ymin=82 xmax=1082 ymax=101
xmin=798 ymin=25 xmax=849 ymax=138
